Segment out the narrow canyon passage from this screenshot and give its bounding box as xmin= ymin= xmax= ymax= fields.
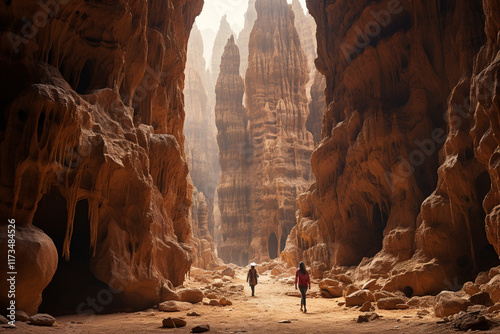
xmin=8 ymin=268 xmax=464 ymax=334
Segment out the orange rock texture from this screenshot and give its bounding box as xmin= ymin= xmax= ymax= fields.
xmin=0 ymin=0 xmax=202 ymax=314
xmin=215 ymin=36 xmax=252 ymax=266
xmin=236 ymin=0 xmax=257 ymax=78
xmin=217 ymin=0 xmax=315 ymax=266
xmin=282 ymin=0 xmax=500 ymax=295
xmin=184 ymin=24 xmax=220 ymax=270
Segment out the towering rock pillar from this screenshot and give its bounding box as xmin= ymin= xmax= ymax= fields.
xmin=244 ymin=0 xmax=314 ymax=262
xmin=236 ymin=0 xmax=257 ymax=78
xmin=215 ymin=36 xmax=251 ymax=265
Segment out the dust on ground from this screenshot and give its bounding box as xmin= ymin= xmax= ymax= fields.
xmin=4 ymin=268 xmax=498 ymax=334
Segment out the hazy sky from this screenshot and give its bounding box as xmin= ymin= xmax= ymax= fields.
xmin=196 ymin=0 xmax=308 ymax=68
xmin=196 ymin=0 xmax=307 ymax=37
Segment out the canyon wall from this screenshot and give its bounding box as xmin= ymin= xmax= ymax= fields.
xmin=184 ymin=24 xmax=220 ymax=269
xmin=217 ymin=0 xmax=314 ymax=266
xmin=211 ymin=16 xmax=234 ymax=87
xmin=236 ymin=0 xmax=257 ymax=78
xmin=282 ymin=0 xmax=500 ymax=294
xmin=215 ymin=36 xmax=252 ymax=265
xmin=0 ymin=0 xmax=202 ymax=315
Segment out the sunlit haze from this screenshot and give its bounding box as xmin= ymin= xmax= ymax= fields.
xmin=195 ymin=0 xmax=308 ymax=68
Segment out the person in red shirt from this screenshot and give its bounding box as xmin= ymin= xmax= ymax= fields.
xmin=295 ymin=261 xmax=311 ymax=313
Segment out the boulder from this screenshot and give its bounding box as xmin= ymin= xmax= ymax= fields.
xmin=356 ymin=312 xmax=380 ymax=323
xmin=29 ymin=313 xmax=55 ymax=326
xmin=178 ymin=288 xmax=204 ymax=304
xmin=191 ymin=324 xmax=210 ymax=333
xmin=162 ymin=317 xmax=187 ymax=328
xmin=373 ymin=290 xmax=396 ymax=301
xmin=469 ymin=291 xmax=494 ymax=307
xmin=187 ymin=311 xmax=201 ymax=316
xmin=360 ymin=301 xmax=372 ymax=312
xmin=161 ymin=282 xmax=180 ymax=301
xmin=343 ymin=284 xmax=361 ymax=298
xmin=462 ymin=282 xmax=480 ymax=296
xmin=319 ymin=279 xmax=343 ymax=298
xmin=219 ymin=298 xmax=232 ymax=306
xmin=158 ymin=301 xmax=192 ymax=312
xmin=407 ymin=295 xmax=436 ymax=308
xmin=451 ymin=311 xmax=495 ymax=331
xmin=377 ymin=297 xmax=407 ymax=310
xmin=475 ymin=271 xmax=490 ymax=285
xmin=345 ymin=290 xmax=375 ymax=307
xmin=220 ymin=267 xmax=235 ymax=278
xmin=209 ymin=299 xmax=220 ymax=306
xmin=484 ymin=275 xmax=500 ymax=303
xmin=434 ymin=291 xmax=472 ymax=317
xmin=15 ymin=310 xmax=30 ymax=322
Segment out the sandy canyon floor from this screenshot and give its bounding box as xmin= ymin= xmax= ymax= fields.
xmin=5 ymin=269 xmax=500 ymax=334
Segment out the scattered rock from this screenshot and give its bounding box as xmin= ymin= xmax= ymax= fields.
xmin=434 ymin=291 xmax=472 ymax=317
xmin=488 ymin=303 xmax=500 ymax=313
xmin=15 ymin=310 xmax=30 ymax=322
xmin=159 ymin=301 xmax=193 ymax=312
xmin=467 ymin=305 xmax=487 ymax=313
xmin=373 ymin=290 xmax=396 ymax=301
xmin=343 ymin=284 xmax=361 ymax=297
xmin=162 ymin=317 xmax=187 ymax=328
xmin=220 ymin=297 xmax=232 ymax=306
xmin=286 ymin=291 xmax=303 ymax=298
xmin=377 ymin=297 xmax=407 ymax=310
xmin=475 ymin=271 xmax=490 ymax=285
xmin=484 ymin=275 xmax=500 ymax=303
xmin=361 ymin=279 xmax=379 ymax=291
xmin=337 ymin=301 xmax=345 ymax=306
xmin=396 ymin=304 xmax=409 ymax=309
xmin=451 ymin=311 xmax=495 ymax=331
xmin=187 ymin=312 xmax=201 ymax=316
xmin=469 ymin=291 xmax=494 ymax=307
xmin=345 ymin=290 xmax=375 ymax=307
xmin=220 ymin=267 xmax=235 ymax=278
xmin=161 ymin=282 xmax=180 ymax=301
xmin=357 ymin=312 xmax=380 ymax=323
xmin=191 ymin=324 xmax=210 ymax=333
xmin=209 ymin=299 xmax=220 ymax=306
xmin=462 ymin=281 xmax=480 ymax=296
xmin=278 ymin=320 xmax=291 ymax=323
xmin=178 ymin=288 xmax=204 ymax=304
xmin=205 ymin=292 xmax=219 ymax=300
xmin=29 ymin=313 xmax=55 ymax=326
xmin=319 ymin=279 xmax=343 ymax=298
xmin=336 ymin=274 xmax=352 ymax=284
xmin=407 ymin=295 xmax=436 ymax=308
xmin=359 ymin=301 xmax=372 ymax=312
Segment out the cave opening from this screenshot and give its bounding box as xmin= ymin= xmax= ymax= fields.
xmin=268 ymin=232 xmax=278 ymax=259
xmin=369 ymin=203 xmax=388 ymax=257
xmin=33 ymin=187 xmax=115 ymax=315
xmin=75 ymin=60 xmax=93 ymax=95
xmin=473 ymin=171 xmax=500 ymax=273
xmin=280 ymin=232 xmax=287 ymax=253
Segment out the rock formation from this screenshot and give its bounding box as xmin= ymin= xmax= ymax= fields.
xmin=0 ymin=0 xmax=202 ymax=315
xmin=282 ymin=0 xmax=500 ymax=295
xmin=216 ymin=0 xmax=314 ymax=266
xmin=306 ymin=71 xmax=326 ymax=144
xmin=236 ymin=0 xmax=257 ymax=78
xmin=291 ymin=0 xmax=324 ymax=144
xmin=211 ymin=16 xmax=234 ymax=86
xmin=214 ymin=36 xmax=252 ymax=265
xmin=184 ymin=24 xmax=220 ymax=269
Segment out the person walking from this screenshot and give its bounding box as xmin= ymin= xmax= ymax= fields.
xmin=295 ymin=261 xmax=311 ymax=313
xmin=247 ymin=262 xmax=259 ymax=296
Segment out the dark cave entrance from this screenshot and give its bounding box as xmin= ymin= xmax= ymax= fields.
xmin=369 ymin=203 xmax=389 ymax=256
xmin=268 ymin=233 xmax=278 ymax=259
xmin=280 ymin=232 xmax=287 ymax=254
xmin=33 ymin=187 xmax=114 ymax=315
xmin=472 ymin=171 xmax=500 ymax=273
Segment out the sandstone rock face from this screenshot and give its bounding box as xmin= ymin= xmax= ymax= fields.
xmin=211 ymin=16 xmax=235 ymax=86
xmin=0 ymin=0 xmax=202 ymax=314
xmin=236 ymin=0 xmax=257 ymax=78
xmin=283 ymin=0 xmax=500 ymax=294
xmin=184 ymin=24 xmax=220 ymax=269
xmin=217 ymin=0 xmax=314 ymax=266
xmin=291 ymin=0 xmax=324 ymax=144
xmin=215 ymin=36 xmax=252 ymax=265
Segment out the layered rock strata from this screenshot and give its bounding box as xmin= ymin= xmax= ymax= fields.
xmin=236 ymin=0 xmax=257 ymax=78
xmin=0 ymin=0 xmax=202 ymax=314
xmin=184 ymin=24 xmax=220 ymax=269
xmin=217 ymin=0 xmax=314 ymax=266
xmin=211 ymin=16 xmax=234 ymax=86
xmin=215 ymin=36 xmax=252 ymax=265
xmin=283 ymin=0 xmax=500 ymax=295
